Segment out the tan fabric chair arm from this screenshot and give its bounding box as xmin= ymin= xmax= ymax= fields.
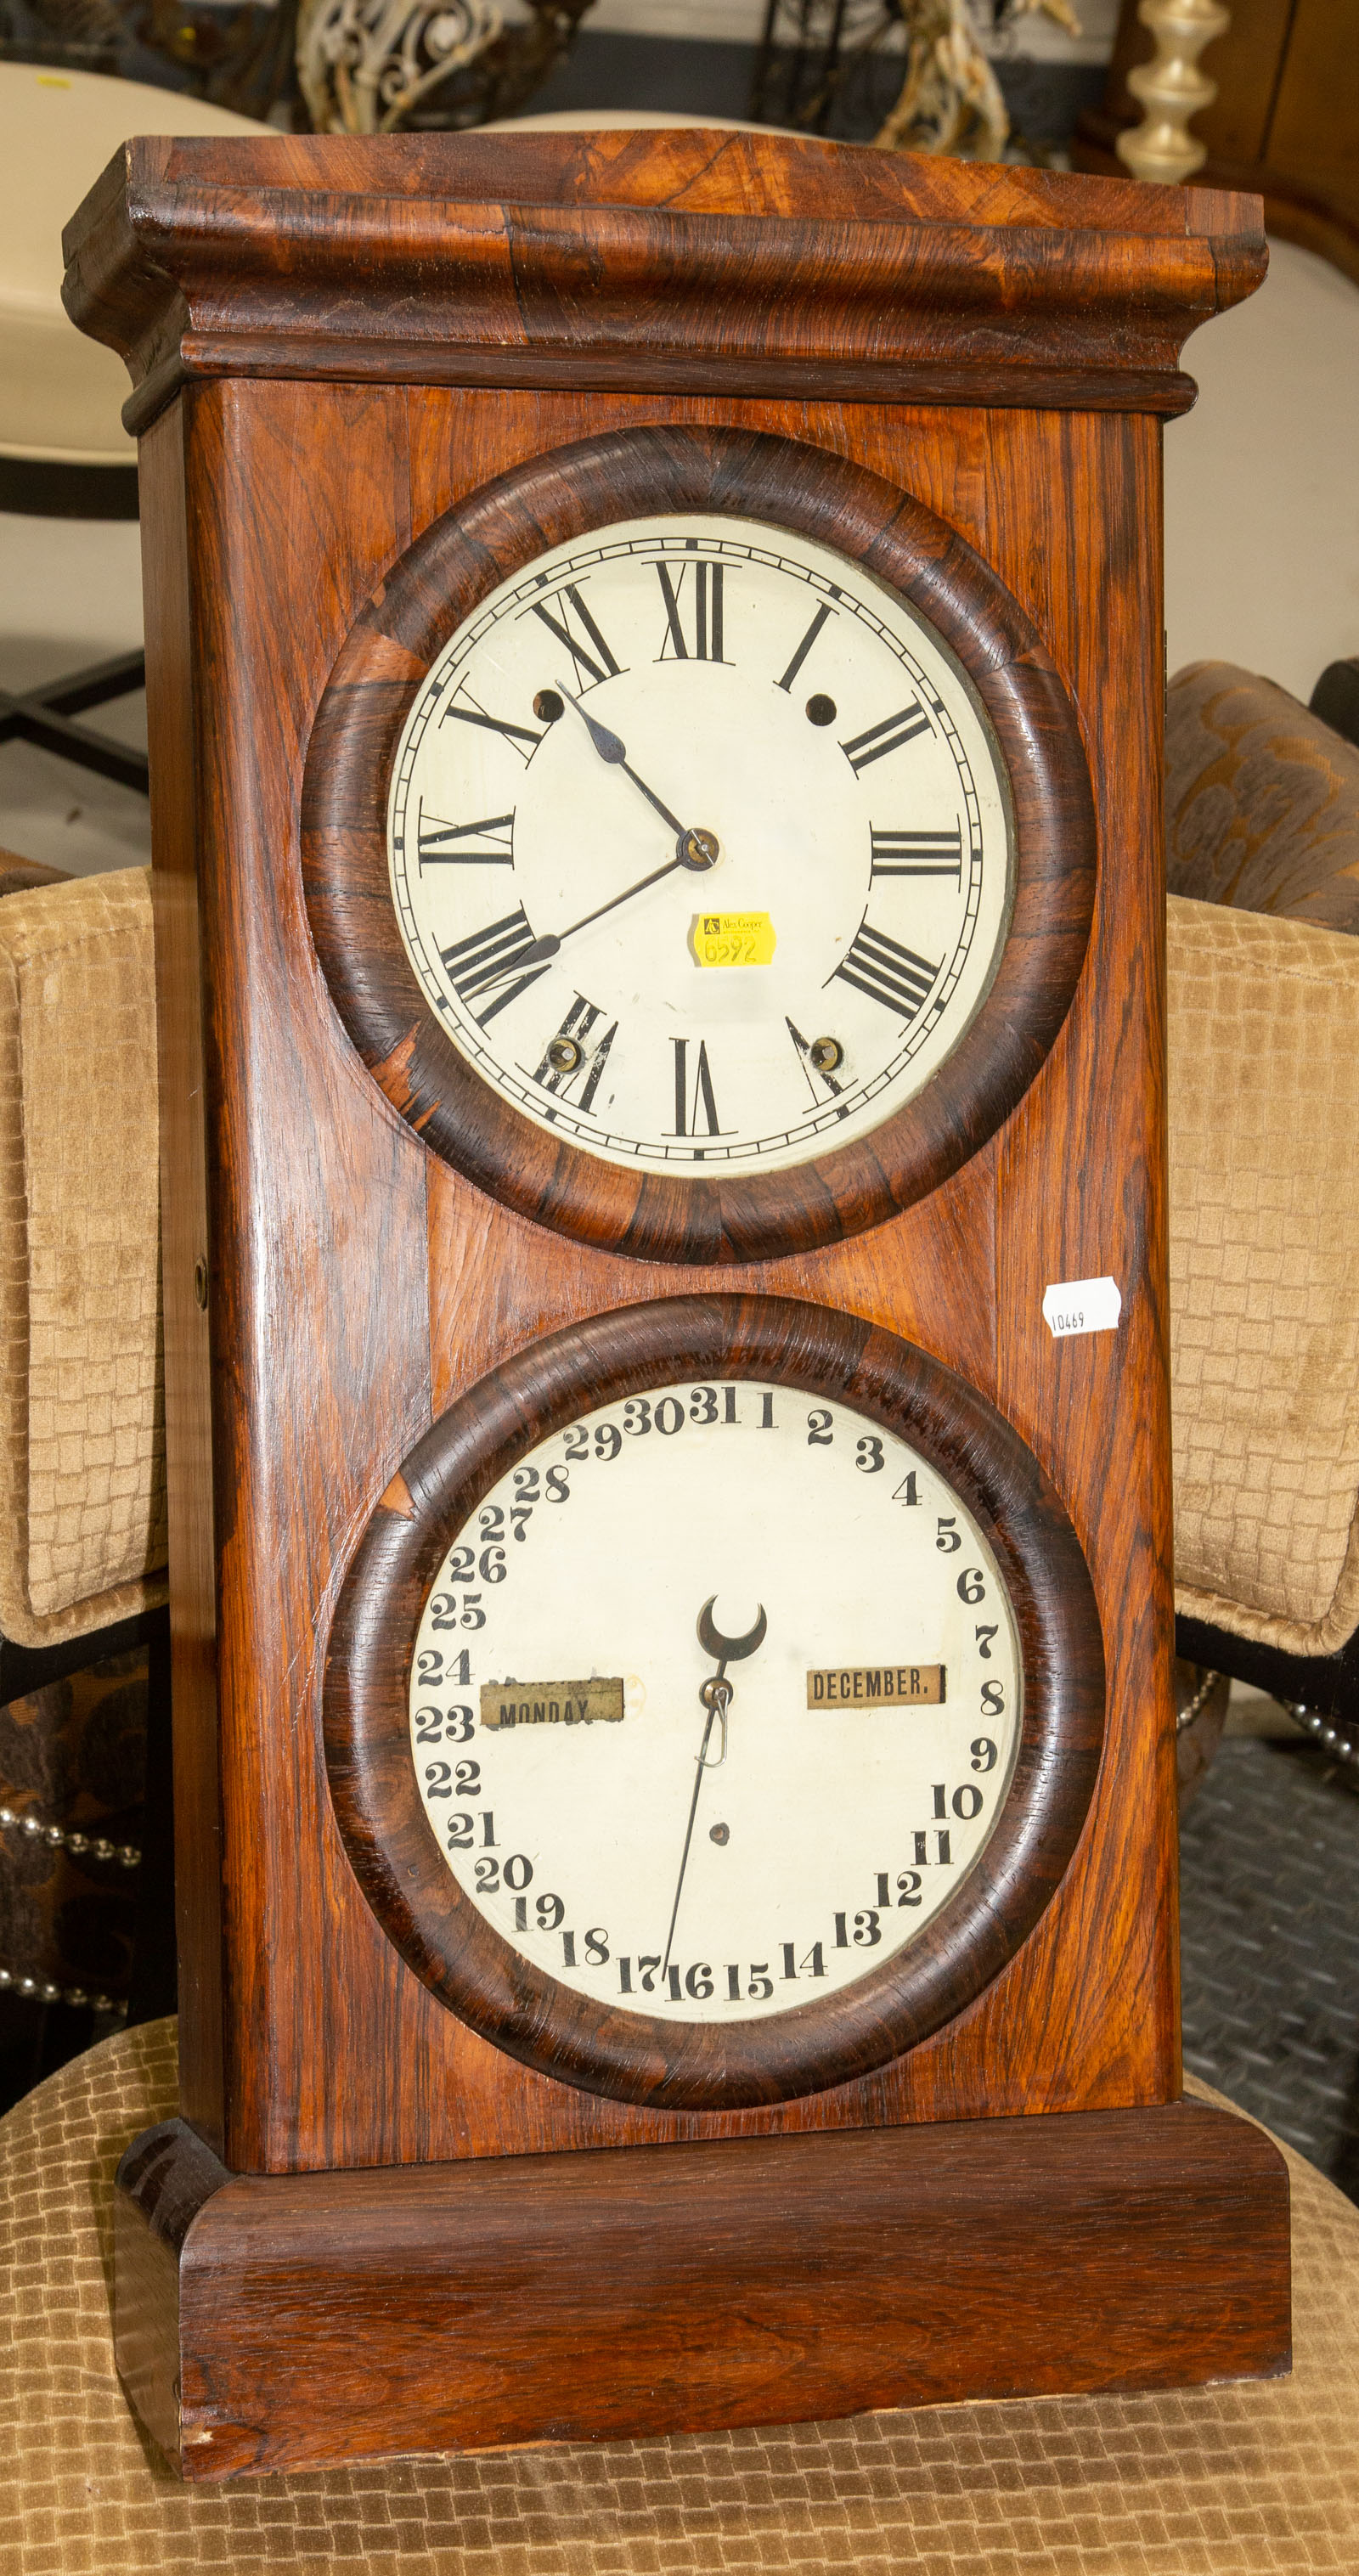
xmin=1170 ymin=893 xmax=1359 ymax=1656
xmin=0 ymin=868 xmax=164 ymax=1649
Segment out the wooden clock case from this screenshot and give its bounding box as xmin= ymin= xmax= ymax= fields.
xmin=62 ymin=128 xmax=1288 ymax=2480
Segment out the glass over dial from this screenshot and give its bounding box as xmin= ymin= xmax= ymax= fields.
xmin=409 ymin=1378 xmax=1023 ymax=2022
xmin=387 ymin=513 xmax=1013 ymax=1177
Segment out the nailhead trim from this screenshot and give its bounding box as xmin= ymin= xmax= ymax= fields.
xmin=1286 ymin=1702 xmax=1359 ymax=1770
xmin=0 ymin=1963 xmax=128 ymax=2014
xmin=0 ymin=1804 xmax=140 ymax=1867
xmin=1176 ymin=1668 xmax=1222 ymax=1731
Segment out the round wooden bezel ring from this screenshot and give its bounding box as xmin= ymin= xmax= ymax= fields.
xmin=301 ymin=426 xmax=1097 ymax=1267
xmin=324 ymin=1294 xmax=1105 ymax=2114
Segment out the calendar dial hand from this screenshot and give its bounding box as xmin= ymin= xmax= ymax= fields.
xmin=661 ymin=1598 xmax=768 ymax=1978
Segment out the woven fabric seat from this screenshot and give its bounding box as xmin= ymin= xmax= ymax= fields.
xmin=0 ymin=869 xmax=163 ymax=1655
xmin=0 ymin=2017 xmax=1356 ymax=2569
xmin=1168 ymin=896 xmax=1359 ymax=1662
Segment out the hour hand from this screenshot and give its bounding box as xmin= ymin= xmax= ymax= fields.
xmin=557 ymin=682 xmax=629 ymax=768
xmin=555 ymin=678 xmax=695 ymax=851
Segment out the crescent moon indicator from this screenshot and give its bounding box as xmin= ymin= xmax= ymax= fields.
xmin=696 ymin=1597 xmax=768 ymax=1664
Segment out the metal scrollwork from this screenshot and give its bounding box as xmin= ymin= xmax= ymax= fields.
xmin=296 ymin=0 xmax=594 ymax=135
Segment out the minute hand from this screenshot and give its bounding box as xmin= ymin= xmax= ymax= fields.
xmin=534 ymin=851 xmax=691 ymax=960
xmin=508 ymin=848 xmax=698 ymax=975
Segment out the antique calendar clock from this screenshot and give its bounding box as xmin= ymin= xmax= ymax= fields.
xmin=64 ymin=129 xmax=1288 ymax=2479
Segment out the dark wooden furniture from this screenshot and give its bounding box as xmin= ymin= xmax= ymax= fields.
xmin=63 ymin=127 xmax=1285 ymax=2481
xmin=1311 ymin=658 xmax=1359 ymax=753
xmin=0 ymin=650 xmax=147 ymax=794
xmin=1074 ymin=0 xmax=1359 ymax=290
xmin=0 ymin=455 xmax=138 ymax=518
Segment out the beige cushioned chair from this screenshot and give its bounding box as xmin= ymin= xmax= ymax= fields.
xmin=1170 ymin=901 xmax=1359 ymax=1666
xmin=0 ymin=867 xmax=166 ymax=2043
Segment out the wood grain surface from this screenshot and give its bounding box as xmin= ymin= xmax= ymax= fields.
xmin=60 ymin=129 xmax=1267 ymax=436
xmin=302 ymin=423 xmax=1096 ymax=1265
xmin=138 ymin=403 xmax=225 ymax=2150
xmin=324 ymin=1295 xmax=1104 ymax=2111
xmin=134 ymin=376 xmax=1181 ymax=2179
xmin=111 ymin=2098 xmax=1290 ymax=2480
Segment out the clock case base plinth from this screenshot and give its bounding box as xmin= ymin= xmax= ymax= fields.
xmin=114 ymin=2101 xmax=1289 ymax=2483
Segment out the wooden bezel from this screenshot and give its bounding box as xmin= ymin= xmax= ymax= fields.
xmin=324 ymin=1295 xmax=1105 ymax=2114
xmin=301 ymin=425 xmax=1097 ymax=1266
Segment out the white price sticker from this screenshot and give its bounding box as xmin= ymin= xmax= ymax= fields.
xmin=1042 ymin=1277 xmax=1122 ymax=1340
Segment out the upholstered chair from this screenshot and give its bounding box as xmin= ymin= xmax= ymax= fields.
xmin=1165 ymin=663 xmax=1359 ymax=1761
xmin=0 ymin=863 xmax=167 ymax=2103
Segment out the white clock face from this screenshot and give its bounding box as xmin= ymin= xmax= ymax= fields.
xmin=387 ymin=514 xmax=1014 ymax=1177
xmin=409 ymin=1378 xmax=1023 ymax=2023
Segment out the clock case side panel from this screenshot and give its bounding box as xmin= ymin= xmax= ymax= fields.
xmin=162 ymin=376 xmax=1177 ymax=2174
xmin=301 ymin=424 xmax=1097 ymax=1268
xmin=141 ymin=399 xmax=225 ymax=2151
xmin=990 ymin=407 xmax=1181 ymax=2111
xmin=163 ymin=379 xmax=448 ymax=2174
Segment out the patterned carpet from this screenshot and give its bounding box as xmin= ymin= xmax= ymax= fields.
xmin=1180 ymin=1734 xmax=1359 ymax=2201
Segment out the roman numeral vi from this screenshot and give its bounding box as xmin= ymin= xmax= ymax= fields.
xmin=667 ymin=1037 xmax=725 ymax=1139
xmin=533 ymin=995 xmax=618 ymax=1114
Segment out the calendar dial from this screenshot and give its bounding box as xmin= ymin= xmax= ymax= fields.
xmin=409 ymin=1374 xmax=1023 ymax=2021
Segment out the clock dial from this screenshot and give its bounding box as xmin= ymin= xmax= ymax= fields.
xmin=387 ymin=514 xmax=1014 ymax=1178
xmin=409 ymin=1375 xmax=1023 ymax=2023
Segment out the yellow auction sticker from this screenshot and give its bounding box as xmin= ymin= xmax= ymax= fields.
xmin=691 ymin=912 xmax=776 ymax=968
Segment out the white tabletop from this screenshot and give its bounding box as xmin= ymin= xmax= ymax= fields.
xmin=0 ymin=62 xmax=271 ymax=466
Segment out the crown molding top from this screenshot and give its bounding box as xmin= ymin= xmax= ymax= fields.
xmin=61 ymin=127 xmax=1267 ymax=432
